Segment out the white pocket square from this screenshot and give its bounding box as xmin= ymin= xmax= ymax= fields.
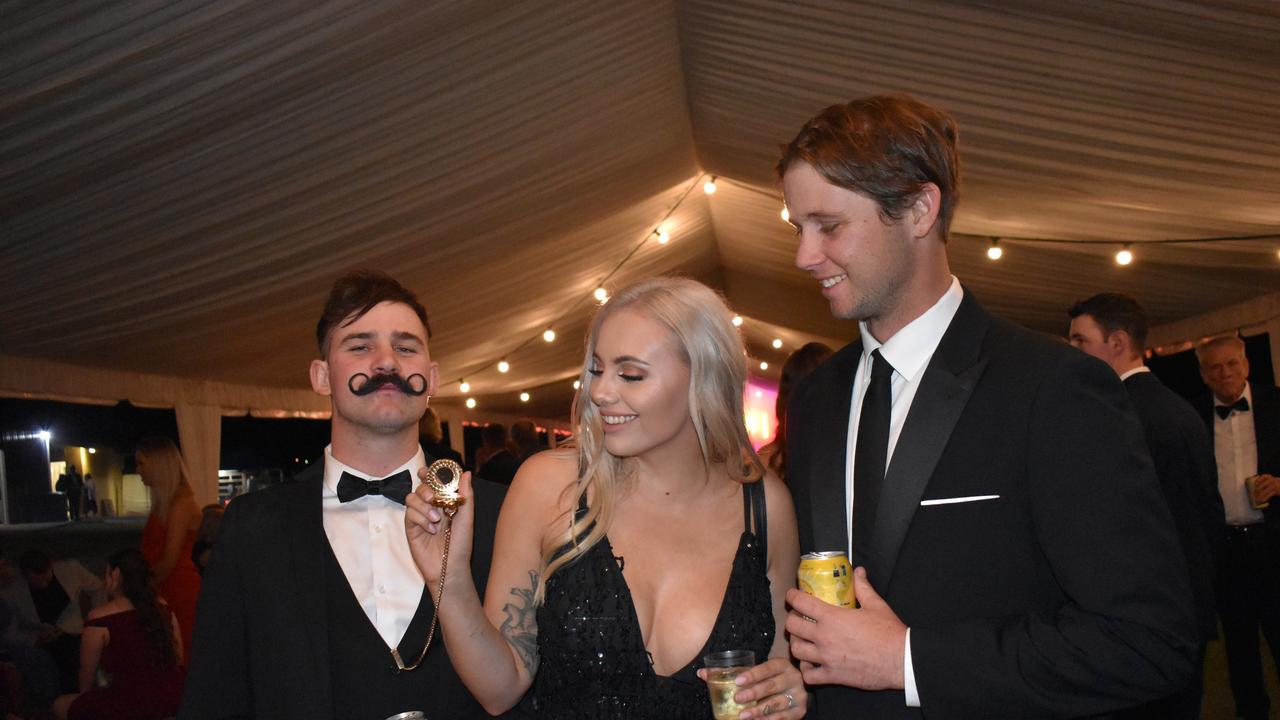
xmin=919 ymin=494 xmax=1000 ymax=506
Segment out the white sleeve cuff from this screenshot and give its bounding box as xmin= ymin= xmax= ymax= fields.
xmin=904 ymin=627 xmax=920 ymax=707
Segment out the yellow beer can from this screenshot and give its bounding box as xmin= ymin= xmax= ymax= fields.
xmin=798 ymin=551 xmax=855 ymax=608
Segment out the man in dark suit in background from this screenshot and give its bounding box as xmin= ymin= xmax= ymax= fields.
xmin=778 ymin=94 xmax=1197 ymax=719
xmin=181 ymin=270 xmax=508 ymax=720
xmin=1068 ymin=292 xmax=1223 ymax=718
xmin=1197 ymin=335 xmax=1280 ymax=720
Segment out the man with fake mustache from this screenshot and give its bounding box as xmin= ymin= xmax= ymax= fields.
xmin=180 ymin=270 xmax=510 ymax=720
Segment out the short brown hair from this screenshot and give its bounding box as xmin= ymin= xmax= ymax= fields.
xmin=777 ymin=94 xmax=961 ymax=240
xmin=316 ymin=270 xmax=431 ymax=355
xmin=1067 ymin=293 xmax=1149 ymax=351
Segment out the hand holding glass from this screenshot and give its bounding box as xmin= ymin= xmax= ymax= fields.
xmin=703 ymin=650 xmax=757 ymax=720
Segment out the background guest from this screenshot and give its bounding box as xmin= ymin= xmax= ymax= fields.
xmin=1196 ymin=335 xmax=1280 ymax=720
xmin=756 ymin=342 xmax=833 ymax=482
xmin=80 ymin=475 xmax=97 ymax=519
xmin=53 ymin=548 xmax=185 ymax=720
xmin=134 ymin=437 xmax=202 ymax=664
xmin=509 ymin=419 xmax=544 ymax=466
xmin=476 ymin=424 xmax=518 ymax=485
xmin=419 ymin=407 xmax=463 ymax=466
xmin=1068 ymin=293 xmax=1223 ymax=718
xmin=15 ymin=551 xmax=104 ymax=694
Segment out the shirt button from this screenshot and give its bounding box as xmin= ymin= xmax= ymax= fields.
xmin=373 ymin=523 xmax=383 ymax=533
xmin=378 ymin=584 xmax=387 ymax=595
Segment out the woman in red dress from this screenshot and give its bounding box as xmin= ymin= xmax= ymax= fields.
xmin=53 ymin=549 xmax=186 ymax=720
xmin=135 ymin=436 xmax=202 ymax=663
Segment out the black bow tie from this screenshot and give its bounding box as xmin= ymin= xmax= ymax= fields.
xmin=1216 ymin=397 xmax=1250 ymax=420
xmin=336 ymin=469 xmax=412 ymax=504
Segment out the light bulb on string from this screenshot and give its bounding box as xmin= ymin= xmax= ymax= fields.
xmin=498 ymin=360 xmax=510 ymax=373
xmin=780 ymin=206 xmax=789 ymax=222
xmin=759 ymin=361 xmax=769 ymax=370
xmin=1115 ymin=245 xmax=1134 ymax=266
xmin=573 ymin=380 xmax=581 ymax=390
xmin=987 ymin=238 xmax=1003 ymax=260
xmin=656 ymin=229 xmax=670 ymax=245
xmin=543 ymin=328 xmax=556 ymax=342
xmin=465 ymin=398 xmax=476 ymax=409
xmin=594 ymin=287 xmax=609 ymax=303
xmin=459 ymin=380 xmax=470 ymax=394
xmin=732 ymin=315 xmax=743 ymax=327
xmin=703 ymin=176 xmax=718 ymax=194
xmin=519 ymin=392 xmax=530 ymax=403
xmin=771 ymin=338 xmax=783 ymax=349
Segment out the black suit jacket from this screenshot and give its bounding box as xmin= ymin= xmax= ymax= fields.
xmin=1124 ymin=371 xmax=1224 ymax=642
xmin=178 ymin=455 xmax=508 ymax=720
xmin=787 ymin=292 xmax=1198 ymax=719
xmin=1198 ymin=381 xmax=1280 ymax=539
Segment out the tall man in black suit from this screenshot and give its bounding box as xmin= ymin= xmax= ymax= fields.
xmin=1196 ymin=335 xmax=1280 ymax=720
xmin=779 ymin=95 xmax=1198 ymax=718
xmin=180 ymin=270 xmax=508 ymax=720
xmin=1068 ymin=292 xmax=1223 ymax=718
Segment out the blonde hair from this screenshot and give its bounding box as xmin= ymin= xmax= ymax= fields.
xmin=538 ymin=277 xmax=762 ymax=600
xmin=135 ymin=436 xmax=193 ymax=517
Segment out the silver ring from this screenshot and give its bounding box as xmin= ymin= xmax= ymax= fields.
xmin=784 ymin=692 xmax=796 ymax=709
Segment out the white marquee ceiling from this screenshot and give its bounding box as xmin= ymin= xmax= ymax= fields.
xmin=2 ymin=0 xmax=1277 ymax=419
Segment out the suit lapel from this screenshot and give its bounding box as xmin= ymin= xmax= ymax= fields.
xmin=868 ymin=292 xmax=989 ymax=588
xmin=287 ymin=466 xmax=335 ymax=715
xmin=808 ymin=341 xmax=863 ymax=553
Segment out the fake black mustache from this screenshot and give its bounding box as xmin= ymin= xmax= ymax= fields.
xmin=347 ymin=372 xmax=429 ymax=397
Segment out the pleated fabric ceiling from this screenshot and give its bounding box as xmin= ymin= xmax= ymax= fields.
xmin=2 ymin=0 xmax=1277 ymax=418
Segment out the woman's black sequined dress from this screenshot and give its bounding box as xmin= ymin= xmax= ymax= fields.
xmin=532 ymin=481 xmax=774 ymax=719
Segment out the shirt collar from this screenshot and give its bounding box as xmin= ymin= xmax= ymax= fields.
xmin=1119 ymin=366 xmax=1151 ymax=381
xmin=859 ymin=277 xmax=964 ymax=383
xmin=323 ymin=444 xmax=425 ymax=496
xmin=1214 ymin=383 xmax=1252 ymax=409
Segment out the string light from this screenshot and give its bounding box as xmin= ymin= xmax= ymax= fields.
xmin=594 ymin=287 xmax=609 ymax=303
xmin=986 ymin=238 xmax=1002 ymax=260
xmin=1115 ymin=245 xmax=1134 ymax=266
xmin=759 ymin=361 xmax=769 ymax=370
xmin=703 ymin=176 xmax=718 ymax=194
xmin=519 ymin=392 xmax=530 ymax=402
xmin=543 ymin=328 xmax=556 ymax=342
xmin=780 ymin=206 xmax=789 ymax=222
xmin=573 ymin=380 xmax=581 ymax=390
xmin=498 ymin=360 xmax=510 ymax=373
xmin=459 ymin=380 xmax=470 ymax=394
xmin=771 ymin=338 xmax=783 ymax=349
xmin=656 ymin=229 xmax=670 ymax=244
xmin=465 ymin=398 xmax=476 ymax=409
xmin=732 ymin=315 xmax=743 ymax=327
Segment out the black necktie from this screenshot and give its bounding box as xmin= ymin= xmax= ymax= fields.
xmin=1215 ymin=397 xmax=1249 ymax=420
xmin=853 ymin=349 xmax=894 ymax=569
xmin=336 ymin=469 xmax=412 ymax=504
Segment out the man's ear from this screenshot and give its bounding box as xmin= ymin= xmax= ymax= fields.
xmin=909 ymin=183 xmax=943 ymax=239
xmin=426 ymin=362 xmax=439 ymax=398
xmin=1107 ymin=330 xmax=1130 ymax=358
xmin=310 ymin=358 xmax=332 ymax=396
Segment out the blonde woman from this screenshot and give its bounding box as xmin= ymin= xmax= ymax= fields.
xmin=135 ymin=436 xmax=202 ymax=663
xmin=407 ymin=277 xmax=806 ymax=719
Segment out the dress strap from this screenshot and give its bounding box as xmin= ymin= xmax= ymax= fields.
xmin=742 ymin=480 xmax=768 ymax=567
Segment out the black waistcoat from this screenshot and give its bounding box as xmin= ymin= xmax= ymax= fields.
xmin=322 ymin=543 xmax=484 ymax=720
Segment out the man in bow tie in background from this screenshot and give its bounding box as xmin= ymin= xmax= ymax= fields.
xmin=181 ymin=270 xmax=509 ymax=720
xmin=1197 ymin=335 xmax=1280 ymax=720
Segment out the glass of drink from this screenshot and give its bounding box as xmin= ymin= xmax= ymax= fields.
xmin=703 ymin=650 xmax=756 ymax=720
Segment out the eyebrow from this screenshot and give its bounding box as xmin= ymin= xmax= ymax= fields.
xmin=391 ymin=330 xmax=426 ymax=346
xmin=590 ymin=354 xmax=651 ymax=366
xmin=337 ymin=330 xmax=425 ymax=346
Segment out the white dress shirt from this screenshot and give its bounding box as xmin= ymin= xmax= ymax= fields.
xmin=322 ymin=445 xmax=426 ymax=650
xmin=1214 ymin=385 xmax=1262 ymax=526
xmin=843 ymin=277 xmax=964 ymax=708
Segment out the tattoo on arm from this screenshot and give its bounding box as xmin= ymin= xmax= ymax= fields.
xmin=499 ymin=569 xmax=540 ymax=676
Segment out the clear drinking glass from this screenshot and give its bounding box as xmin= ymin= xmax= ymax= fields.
xmin=703 ymin=650 xmax=757 ymax=720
